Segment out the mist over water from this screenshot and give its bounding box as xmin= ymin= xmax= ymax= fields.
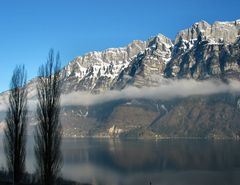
xmin=1 ymin=137 xmax=240 ymax=185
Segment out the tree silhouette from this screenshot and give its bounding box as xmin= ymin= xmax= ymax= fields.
xmin=4 ymin=65 xmax=28 ymax=185
xmin=34 ymin=49 xmax=62 ymax=185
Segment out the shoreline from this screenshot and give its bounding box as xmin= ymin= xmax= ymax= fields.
xmin=61 ymin=135 xmax=240 ymax=140
xmin=1 ymin=133 xmax=239 ymax=140
xmin=0 ymin=171 xmax=90 ymax=185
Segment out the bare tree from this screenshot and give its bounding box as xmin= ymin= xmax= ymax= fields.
xmin=4 ymin=65 xmax=28 ymax=185
xmin=34 ymin=49 xmax=62 ymax=185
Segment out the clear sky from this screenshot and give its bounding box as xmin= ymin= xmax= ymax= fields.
xmin=0 ymin=0 xmax=240 ymax=93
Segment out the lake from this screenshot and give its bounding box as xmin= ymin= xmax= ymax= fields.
xmin=1 ymin=137 xmax=240 ymax=185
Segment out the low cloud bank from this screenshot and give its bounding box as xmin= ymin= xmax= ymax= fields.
xmin=61 ymin=79 xmax=240 ymax=106
xmin=1 ymin=79 xmax=240 ymax=111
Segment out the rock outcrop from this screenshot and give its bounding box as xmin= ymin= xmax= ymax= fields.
xmin=175 ymin=20 xmax=240 ymax=44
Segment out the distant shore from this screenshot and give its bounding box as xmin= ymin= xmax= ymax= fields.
xmin=61 ymin=135 xmax=240 ymax=140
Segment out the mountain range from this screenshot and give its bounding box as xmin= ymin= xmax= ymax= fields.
xmin=1 ymin=19 xmax=240 ymax=139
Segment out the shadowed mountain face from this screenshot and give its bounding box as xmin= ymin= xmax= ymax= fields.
xmin=1 ymin=20 xmax=240 ymax=138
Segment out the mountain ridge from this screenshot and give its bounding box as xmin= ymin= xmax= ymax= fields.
xmin=1 ymin=19 xmax=240 ymax=139
xmin=60 ymin=19 xmax=240 ymax=92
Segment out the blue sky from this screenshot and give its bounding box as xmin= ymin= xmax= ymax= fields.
xmin=0 ymin=0 xmax=240 ymax=92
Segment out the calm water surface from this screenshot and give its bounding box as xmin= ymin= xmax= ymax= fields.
xmin=1 ymin=137 xmax=240 ymax=185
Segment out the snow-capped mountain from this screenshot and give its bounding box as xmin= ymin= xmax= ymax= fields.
xmin=175 ymin=20 xmax=240 ymax=44
xmin=59 ymin=19 xmax=240 ymax=93
xmin=165 ymin=20 xmax=240 ymax=79
xmin=1 ymin=19 xmax=240 ymax=138
xmin=61 ymin=40 xmax=146 ymax=92
xmin=60 ymin=33 xmax=173 ymax=92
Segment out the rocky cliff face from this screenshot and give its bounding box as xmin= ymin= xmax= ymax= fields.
xmin=61 ymin=40 xmax=146 ymax=92
xmin=112 ymin=34 xmax=173 ymax=89
xmin=1 ymin=19 xmax=240 ymax=138
xmin=59 ymin=20 xmax=240 ymax=93
xmin=175 ymin=20 xmax=240 ymax=44
xmin=165 ymin=35 xmax=240 ymax=79
xmin=61 ymin=33 xmax=174 ymax=92
xmin=165 ymin=20 xmax=240 ymax=79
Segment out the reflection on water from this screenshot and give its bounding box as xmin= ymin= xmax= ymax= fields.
xmin=1 ymin=137 xmax=240 ymax=185
xmin=61 ymin=139 xmax=240 ymax=185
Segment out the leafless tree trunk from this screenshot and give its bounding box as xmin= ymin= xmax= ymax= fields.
xmin=4 ymin=65 xmax=28 ymax=185
xmin=34 ymin=49 xmax=62 ymax=185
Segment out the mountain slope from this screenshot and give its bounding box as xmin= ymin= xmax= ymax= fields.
xmin=1 ymin=19 xmax=240 ymax=138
